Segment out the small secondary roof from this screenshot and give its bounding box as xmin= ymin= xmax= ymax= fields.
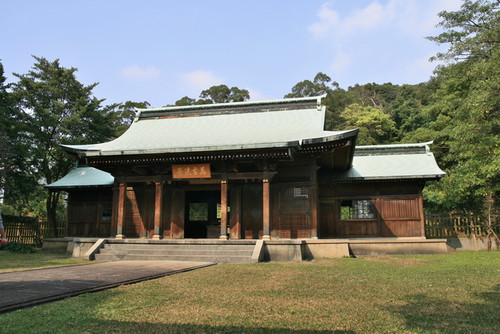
xmin=326 ymin=142 xmax=446 ymax=181
xmin=45 ymin=166 xmax=114 ymax=190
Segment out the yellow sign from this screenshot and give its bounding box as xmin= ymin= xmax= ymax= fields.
xmin=172 ymin=164 xmax=211 ymax=179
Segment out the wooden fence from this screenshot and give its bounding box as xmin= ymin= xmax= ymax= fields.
xmin=3 ymin=215 xmax=66 ymax=247
xmin=425 ymin=213 xmax=500 ymax=238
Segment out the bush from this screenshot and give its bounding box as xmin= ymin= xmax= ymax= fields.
xmin=0 ymin=242 xmax=37 ymax=254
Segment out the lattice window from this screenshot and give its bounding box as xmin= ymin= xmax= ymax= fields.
xmin=340 ymin=200 xmax=375 ymax=219
xmin=293 ymin=187 xmax=309 ymax=199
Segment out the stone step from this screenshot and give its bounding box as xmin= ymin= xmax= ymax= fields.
xmin=98 ymin=248 xmax=253 ymax=256
xmin=94 ymin=253 xmax=254 ymax=264
xmin=103 ymin=244 xmax=255 ymax=251
xmin=95 ymin=242 xmax=257 ymax=264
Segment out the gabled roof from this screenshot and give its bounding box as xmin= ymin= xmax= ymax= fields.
xmin=323 ymin=142 xmax=446 ymax=181
xmin=45 ymin=166 xmax=114 ymax=190
xmin=61 ymin=95 xmax=357 ymax=158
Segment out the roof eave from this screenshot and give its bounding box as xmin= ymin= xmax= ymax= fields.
xmin=69 ymin=141 xmax=302 ymax=158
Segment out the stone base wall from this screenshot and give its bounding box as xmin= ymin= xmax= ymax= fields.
xmin=446 ymin=237 xmax=500 ymax=251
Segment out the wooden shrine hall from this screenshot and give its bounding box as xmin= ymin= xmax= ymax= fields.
xmin=47 ymin=95 xmax=446 ymax=247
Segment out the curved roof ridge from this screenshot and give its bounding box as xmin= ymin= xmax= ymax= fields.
xmin=135 ymin=94 xmax=327 ymax=113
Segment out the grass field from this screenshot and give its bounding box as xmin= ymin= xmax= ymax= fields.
xmin=1 ymin=251 xmax=499 ymax=333
xmin=0 ymin=251 xmax=92 ymax=273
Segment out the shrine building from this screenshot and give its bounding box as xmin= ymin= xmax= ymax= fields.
xmin=46 ymin=95 xmax=447 ymax=260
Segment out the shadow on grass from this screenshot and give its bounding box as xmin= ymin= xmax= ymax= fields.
xmin=63 ymin=320 xmax=357 ymax=334
xmin=386 ymin=284 xmax=500 ymax=333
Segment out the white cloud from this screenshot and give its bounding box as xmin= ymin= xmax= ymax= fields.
xmin=121 ymin=65 xmax=161 ymax=80
xmin=179 ymin=70 xmax=224 ymax=92
xmin=308 ymin=2 xmax=340 ymax=38
xmin=345 ymin=2 xmax=385 ymax=32
xmin=330 ymin=50 xmax=352 ymax=73
xmin=309 ymin=0 xmax=463 ymax=39
xmin=308 ymin=1 xmax=387 ymax=38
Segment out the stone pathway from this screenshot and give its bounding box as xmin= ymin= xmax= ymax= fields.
xmin=0 ymin=260 xmax=214 ymax=314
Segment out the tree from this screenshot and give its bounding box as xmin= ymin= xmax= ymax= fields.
xmin=111 ymin=100 xmax=150 ymax=136
xmin=175 ymin=96 xmax=196 ymax=106
xmin=174 ymin=84 xmax=250 ymax=105
xmin=423 ymin=0 xmax=500 ymax=213
xmin=0 ymin=60 xmax=42 ymax=215
xmin=284 ymin=72 xmax=338 ymax=98
xmin=199 ymin=85 xmax=250 ymax=103
xmin=285 ymin=72 xmax=352 ymax=130
xmin=427 ymin=0 xmax=499 ymax=62
xmin=390 ymin=85 xmax=426 ymax=138
xmin=340 ymin=103 xmax=397 ymax=145
xmin=11 ymin=56 xmax=116 ymax=235
xmin=0 ymin=61 xmax=14 ymax=202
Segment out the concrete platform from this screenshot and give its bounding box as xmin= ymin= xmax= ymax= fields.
xmin=0 ymin=260 xmax=214 ymax=314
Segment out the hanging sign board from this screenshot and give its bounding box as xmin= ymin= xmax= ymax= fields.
xmin=172 ymin=163 xmax=211 ymax=179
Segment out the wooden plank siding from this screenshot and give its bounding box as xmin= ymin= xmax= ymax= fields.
xmin=376 ymin=197 xmax=423 ymax=237
xmin=271 ymin=184 xmax=313 ymax=238
xmin=67 ymin=190 xmax=112 ymax=237
xmin=241 ymin=184 xmax=263 ymax=239
xmin=318 ymin=181 xmax=425 ymax=238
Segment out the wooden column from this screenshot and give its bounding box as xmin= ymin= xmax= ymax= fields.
xmin=220 ymin=180 xmax=228 ymax=239
xmin=262 ymin=178 xmax=271 ymax=240
xmin=153 ymin=181 xmax=163 ymax=240
xmin=110 ymin=185 xmax=119 ymax=237
xmin=115 ymin=182 xmax=126 ymax=239
xmin=170 ymin=188 xmax=185 ymax=239
xmin=310 ymin=162 xmax=319 ymax=239
xmin=419 ymin=195 xmax=426 ymax=238
xmin=229 ymin=185 xmax=241 ymax=239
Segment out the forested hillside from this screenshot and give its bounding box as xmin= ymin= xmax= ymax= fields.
xmin=0 ymin=0 xmax=498 ymax=228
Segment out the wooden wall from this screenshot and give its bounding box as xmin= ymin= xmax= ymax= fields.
xmin=318 ymin=181 xmax=425 ymax=238
xmin=67 ymin=189 xmax=113 ymax=237
xmin=271 ymin=184 xmax=313 ymax=238
xmin=241 ymin=184 xmax=263 ymax=239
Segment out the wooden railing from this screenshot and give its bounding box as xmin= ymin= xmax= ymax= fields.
xmin=3 ymin=215 xmax=66 ymax=247
xmin=425 ymin=213 xmax=499 ymax=238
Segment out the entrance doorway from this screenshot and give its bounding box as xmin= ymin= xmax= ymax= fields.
xmin=184 ymin=190 xmax=221 ymax=238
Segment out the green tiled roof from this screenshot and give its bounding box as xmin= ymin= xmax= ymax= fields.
xmin=45 ymin=166 xmax=114 ymax=189
xmin=327 ymin=142 xmax=446 ymax=180
xmin=61 ymin=95 xmax=357 ymax=157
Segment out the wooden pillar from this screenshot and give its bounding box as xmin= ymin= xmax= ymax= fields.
xmin=229 ymin=185 xmax=241 ymax=239
xmin=262 ymin=178 xmax=271 ymax=240
xmin=310 ymin=162 xmax=319 ymax=239
xmin=220 ymin=180 xmax=228 ymax=239
xmin=153 ymin=181 xmax=163 ymax=240
xmin=419 ymin=195 xmax=426 ymax=238
xmin=170 ymin=188 xmax=185 ymax=239
xmin=116 ymin=182 xmax=126 ymax=239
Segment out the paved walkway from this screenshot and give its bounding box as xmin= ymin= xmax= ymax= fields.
xmin=0 ymin=260 xmax=214 ymax=314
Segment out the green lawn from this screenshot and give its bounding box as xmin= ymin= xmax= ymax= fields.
xmin=1 ymin=251 xmax=499 ymax=333
xmin=0 ymin=251 xmax=93 ymax=273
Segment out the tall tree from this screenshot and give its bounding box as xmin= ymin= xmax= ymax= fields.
xmin=423 ymin=0 xmax=500 ymax=212
xmin=199 ymin=85 xmax=250 ymax=103
xmin=0 ymin=61 xmax=14 ymax=203
xmin=285 ymin=72 xmax=352 ymax=130
xmin=174 ymin=85 xmax=250 ymax=105
xmin=111 ymin=100 xmax=150 ymax=136
xmin=11 ymin=56 xmax=116 ymax=235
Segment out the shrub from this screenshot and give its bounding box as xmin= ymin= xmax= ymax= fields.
xmin=0 ymin=242 xmax=37 ymax=254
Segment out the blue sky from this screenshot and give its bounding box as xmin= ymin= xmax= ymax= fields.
xmin=2 ymin=0 xmax=462 ymax=107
